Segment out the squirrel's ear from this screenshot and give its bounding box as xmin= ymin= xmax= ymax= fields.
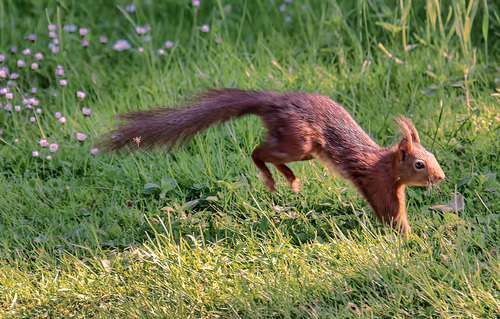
xmin=398 ymin=136 xmax=413 ymax=157
xmin=396 ymin=116 xmax=414 ymax=156
xmin=396 ymin=116 xmax=420 ymax=145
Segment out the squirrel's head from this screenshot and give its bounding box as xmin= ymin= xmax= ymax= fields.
xmin=393 ymin=116 xmax=445 ymax=187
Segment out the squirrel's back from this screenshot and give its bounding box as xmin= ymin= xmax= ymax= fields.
xmin=105 ymin=89 xmax=371 ymax=151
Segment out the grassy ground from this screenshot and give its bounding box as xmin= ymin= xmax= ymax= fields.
xmin=0 ymin=0 xmax=499 ymax=317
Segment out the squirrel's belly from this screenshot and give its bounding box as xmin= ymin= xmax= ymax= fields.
xmin=313 ymin=150 xmax=351 ymax=181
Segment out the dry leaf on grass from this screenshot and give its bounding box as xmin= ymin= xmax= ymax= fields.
xmin=429 ymin=192 xmax=465 ymax=212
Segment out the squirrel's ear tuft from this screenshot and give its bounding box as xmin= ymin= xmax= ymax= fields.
xmin=396 ymin=116 xmax=420 ymax=145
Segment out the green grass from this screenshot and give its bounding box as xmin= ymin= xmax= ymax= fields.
xmin=1 ymin=0 xmax=499 ymax=317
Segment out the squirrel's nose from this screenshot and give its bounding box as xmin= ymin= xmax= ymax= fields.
xmin=435 ymin=166 xmax=445 ymax=182
xmin=435 ymin=172 xmax=445 ymax=183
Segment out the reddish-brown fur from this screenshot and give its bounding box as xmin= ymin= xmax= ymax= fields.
xmin=104 ymin=88 xmax=445 ymax=234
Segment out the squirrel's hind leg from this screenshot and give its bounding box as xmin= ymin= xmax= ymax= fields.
xmin=251 ymin=142 xmax=313 ymax=192
xmin=251 ymin=149 xmax=276 ymax=192
xmin=273 ymin=164 xmax=300 ymax=193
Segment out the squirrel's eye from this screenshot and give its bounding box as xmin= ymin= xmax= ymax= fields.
xmin=415 ymin=162 xmax=425 ymax=169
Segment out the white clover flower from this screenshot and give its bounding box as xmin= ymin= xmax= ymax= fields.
xmin=17 ymin=59 xmax=26 ymax=67
xmin=79 ymin=28 xmax=88 ymax=36
xmin=76 ymin=132 xmax=87 ymax=141
xmin=22 ymin=48 xmax=31 ymax=55
xmin=77 ymin=91 xmax=86 ymax=98
xmin=165 ymin=41 xmax=173 ymax=48
xmin=49 ymin=143 xmax=59 ymax=152
xmin=48 ymin=23 xmax=57 ymax=31
xmin=201 ymin=24 xmax=210 ymax=32
xmin=82 ymin=107 xmax=92 ymax=115
xmin=32 ymin=150 xmax=39 ymax=157
xmin=55 ymin=112 xmax=62 ymax=119
xmin=100 ymin=36 xmax=108 ymax=43
xmin=6 ymin=92 xmax=13 ymax=99
xmin=113 ymin=39 xmax=131 ymax=51
xmin=35 ymin=52 xmax=44 ymax=60
xmin=31 ymin=62 xmax=39 ymax=70
xmin=39 ymin=139 xmax=48 ymax=147
xmin=30 ymin=116 xmax=36 ymax=122
xmin=59 ymin=79 xmax=67 ymax=86
xmin=90 ymin=148 xmax=99 ymax=155
xmin=59 ymin=116 xmax=66 ymax=123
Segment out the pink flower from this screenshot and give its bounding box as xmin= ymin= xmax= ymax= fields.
xmin=77 ymin=91 xmax=86 ymax=99
xmin=79 ymin=28 xmax=88 ymax=36
xmin=82 ymin=107 xmax=92 ymax=115
xmin=76 ymin=132 xmax=87 ymax=141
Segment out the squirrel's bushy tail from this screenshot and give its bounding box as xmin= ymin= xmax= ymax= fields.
xmin=104 ymin=88 xmax=276 ymax=151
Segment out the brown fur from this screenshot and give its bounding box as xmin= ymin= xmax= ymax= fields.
xmin=103 ymin=88 xmax=445 ymax=235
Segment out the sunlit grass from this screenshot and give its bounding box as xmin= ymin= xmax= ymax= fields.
xmin=0 ymin=0 xmax=499 ymax=317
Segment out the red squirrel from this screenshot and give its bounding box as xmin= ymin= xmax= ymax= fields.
xmin=105 ymin=89 xmax=445 ymax=234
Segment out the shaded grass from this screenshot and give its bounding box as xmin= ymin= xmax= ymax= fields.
xmin=0 ymin=0 xmax=499 ymax=317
